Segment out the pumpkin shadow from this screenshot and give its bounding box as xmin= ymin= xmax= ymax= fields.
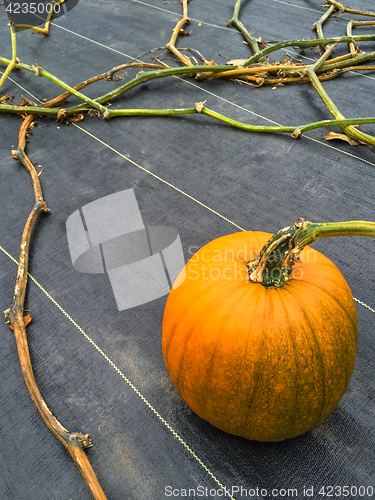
xmin=175 ymin=403 xmax=373 ymax=489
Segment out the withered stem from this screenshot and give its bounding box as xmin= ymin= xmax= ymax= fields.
xmin=307 ymin=68 xmax=375 ymax=145
xmin=0 ymin=21 xmax=19 ymax=91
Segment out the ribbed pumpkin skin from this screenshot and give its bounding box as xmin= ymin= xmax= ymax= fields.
xmin=162 ymin=231 xmax=358 ymax=442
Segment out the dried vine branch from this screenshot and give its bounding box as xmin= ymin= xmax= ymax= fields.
xmin=4 ymin=113 xmax=107 ymax=499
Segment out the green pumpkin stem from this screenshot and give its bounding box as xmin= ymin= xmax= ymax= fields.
xmin=247 ymin=219 xmax=375 ymax=287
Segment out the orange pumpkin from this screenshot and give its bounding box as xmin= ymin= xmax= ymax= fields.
xmin=162 ymin=229 xmax=358 ymax=442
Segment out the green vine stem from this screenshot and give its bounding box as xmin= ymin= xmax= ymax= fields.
xmin=66 ymin=64 xmax=239 ymax=113
xmin=228 ymin=0 xmax=262 ymax=57
xmin=0 ymin=59 xmax=107 ymax=115
xmin=0 ymin=23 xmax=107 ymax=113
xmin=196 ymin=105 xmax=375 ymax=136
xmin=304 ymin=43 xmax=338 ymax=75
xmin=0 ymin=58 xmax=233 ymax=107
xmin=307 ymin=68 xmax=375 ymax=145
xmin=0 ymin=21 xmax=19 ymax=91
xmin=347 ymin=21 xmax=375 ymax=57
xmin=199 ymin=52 xmax=375 ymax=82
xmin=282 ymin=50 xmax=375 ymax=77
xmin=313 ymin=4 xmax=336 ymax=41
xmin=327 ymin=0 xmax=375 ymax=18
xmin=247 ymin=218 xmax=375 ymax=288
xmin=166 ymin=0 xmax=192 ymax=66
xmin=3 ymin=36 xmax=374 ymax=108
xmin=1 ymin=99 xmax=374 ymax=140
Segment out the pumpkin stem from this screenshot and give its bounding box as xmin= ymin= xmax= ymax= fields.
xmin=247 ymin=219 xmax=375 ymax=287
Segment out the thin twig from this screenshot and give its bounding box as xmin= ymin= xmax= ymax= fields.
xmin=45 ymin=62 xmax=169 ymax=108
xmin=64 ymin=64 xmax=242 ymax=114
xmin=0 ymin=54 xmax=108 ymax=113
xmin=282 ymin=50 xmax=375 ymax=76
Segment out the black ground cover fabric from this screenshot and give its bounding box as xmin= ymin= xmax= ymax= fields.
xmin=0 ymin=0 xmax=374 ymax=499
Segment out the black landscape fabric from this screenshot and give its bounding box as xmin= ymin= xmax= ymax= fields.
xmin=0 ymin=0 xmax=374 ymax=499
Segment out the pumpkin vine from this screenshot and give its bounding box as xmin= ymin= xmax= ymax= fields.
xmin=247 ymin=219 xmax=375 ymax=287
